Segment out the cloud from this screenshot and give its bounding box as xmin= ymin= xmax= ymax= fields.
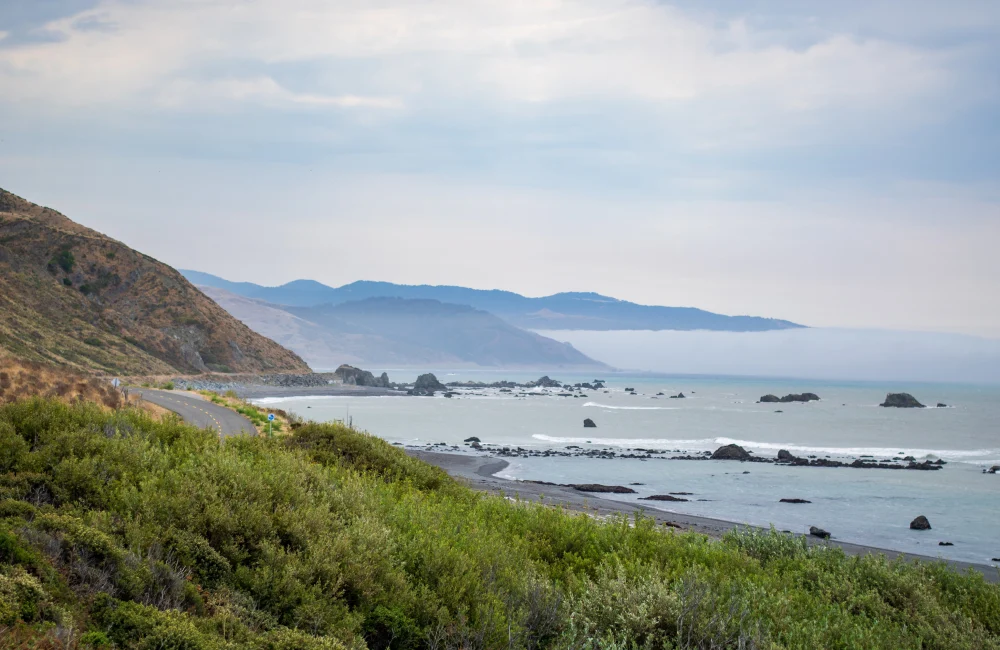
xmin=0 ymin=0 xmax=963 ymax=123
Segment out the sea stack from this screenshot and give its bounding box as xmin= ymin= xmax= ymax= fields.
xmin=910 ymin=515 xmax=932 ymax=530
xmin=583 ymin=418 xmax=597 ymax=428
xmin=881 ymin=393 xmax=925 ymax=408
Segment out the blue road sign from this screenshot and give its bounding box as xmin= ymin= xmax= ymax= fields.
xmin=267 ymin=413 xmax=275 ymax=421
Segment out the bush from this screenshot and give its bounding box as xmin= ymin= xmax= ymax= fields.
xmin=51 ymin=249 xmax=75 ymax=274
xmin=83 ymin=337 xmax=103 ymax=347
xmin=0 ymin=399 xmax=996 ymax=650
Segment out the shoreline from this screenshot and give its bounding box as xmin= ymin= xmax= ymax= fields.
xmin=408 ymin=450 xmax=999 ymax=583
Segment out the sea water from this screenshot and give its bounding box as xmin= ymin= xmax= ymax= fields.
xmin=254 ymin=372 xmax=1000 ymax=565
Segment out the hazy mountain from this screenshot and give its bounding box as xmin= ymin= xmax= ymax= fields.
xmin=0 ymin=189 xmax=310 ymax=375
xmin=182 ymin=270 xmax=803 ymax=332
xmin=199 ymin=286 xmax=607 ymax=369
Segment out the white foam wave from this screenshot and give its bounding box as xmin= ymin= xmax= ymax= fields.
xmin=251 ymin=395 xmax=396 ymax=405
xmin=582 ymin=402 xmax=680 ymax=411
xmin=530 ymin=434 xmax=997 ymax=459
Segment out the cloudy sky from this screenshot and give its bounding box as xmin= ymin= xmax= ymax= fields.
xmin=1 ymin=0 xmax=998 ymax=336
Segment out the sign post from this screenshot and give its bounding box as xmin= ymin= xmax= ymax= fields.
xmin=267 ymin=413 xmax=275 ymax=437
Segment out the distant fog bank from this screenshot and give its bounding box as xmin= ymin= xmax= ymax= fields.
xmin=537 ymin=328 xmax=1000 ymax=384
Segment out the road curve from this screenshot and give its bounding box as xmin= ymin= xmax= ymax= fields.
xmin=138 ymin=389 xmax=256 ymax=438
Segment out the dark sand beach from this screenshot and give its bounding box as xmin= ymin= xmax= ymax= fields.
xmin=409 ymin=450 xmax=1000 ymax=583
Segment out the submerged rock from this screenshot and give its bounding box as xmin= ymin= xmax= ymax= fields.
xmin=670 ymin=392 xmax=686 ymax=399
xmin=780 ymin=498 xmax=812 ymax=504
xmin=568 ymin=484 xmax=637 ymax=494
xmin=640 ymin=494 xmax=689 ymax=502
xmin=939 ymin=542 xmax=954 ymax=546
xmin=936 ymin=403 xmax=948 ymax=408
xmin=583 ymin=418 xmax=597 ymax=428
xmin=881 ymin=393 xmax=925 ymax=408
xmin=910 ymin=515 xmax=932 ymax=530
xmin=711 ymin=444 xmax=751 ymax=461
xmin=809 ymin=526 xmax=831 ymax=539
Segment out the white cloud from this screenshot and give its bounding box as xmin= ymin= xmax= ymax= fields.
xmin=0 ymin=0 xmax=957 ymax=123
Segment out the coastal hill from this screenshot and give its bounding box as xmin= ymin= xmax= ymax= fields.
xmin=183 ymin=270 xmax=803 ymax=332
xmin=200 ymin=285 xmax=607 ymax=369
xmin=0 ymin=189 xmax=310 ymax=375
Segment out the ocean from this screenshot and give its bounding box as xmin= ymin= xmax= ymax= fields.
xmin=254 ymin=372 xmax=1000 ymax=565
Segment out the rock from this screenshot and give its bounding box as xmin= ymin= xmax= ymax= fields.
xmin=780 ymin=498 xmax=812 ymax=504
xmin=531 ymin=376 xmax=561 ymax=388
xmin=711 ymin=444 xmax=751 ymax=461
xmin=759 ymin=393 xmax=820 ymax=403
xmin=670 ymin=392 xmax=686 ymax=399
xmin=810 ymin=526 xmax=831 ymax=539
xmin=936 ymin=403 xmax=947 ymax=408
xmin=412 ymin=373 xmax=446 ymax=394
xmin=938 ymin=542 xmax=954 ymax=546
xmin=470 ymin=441 xmax=482 ymax=450
xmin=583 ymin=418 xmax=597 ymax=428
xmin=988 ymin=466 xmax=999 ymax=474
xmin=640 ymin=494 xmax=689 ymax=502
xmin=568 ymin=484 xmax=637 ymax=494
xmin=910 ymin=515 xmax=932 ymax=530
xmin=881 ymin=393 xmax=925 ymax=408
xmin=334 ymin=364 xmax=390 ymax=388
xmin=777 ymin=449 xmax=796 ymax=462
xmin=464 ymin=437 xmax=481 ymax=443
xmin=993 ymin=558 xmax=1000 ymax=562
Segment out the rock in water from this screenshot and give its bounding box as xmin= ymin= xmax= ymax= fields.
xmin=780 ymin=498 xmax=812 ymax=504
xmin=583 ymin=418 xmax=597 ymax=428
xmin=640 ymin=494 xmax=689 ymax=502
xmin=464 ymin=436 xmax=480 ymax=443
xmin=568 ymin=484 xmax=637 ymax=494
xmin=881 ymin=393 xmax=925 ymax=408
xmin=777 ymin=449 xmax=795 ymax=462
xmin=910 ymin=515 xmax=932 ymax=530
xmin=759 ymin=394 xmax=781 ymax=403
xmin=936 ymin=403 xmax=947 ymax=408
xmin=670 ymin=392 xmax=686 ymax=399
xmin=412 ymin=373 xmax=446 ymax=395
xmin=759 ymin=393 xmax=820 ymax=403
xmin=809 ymin=526 xmax=831 ymax=539
xmin=711 ymin=444 xmax=751 ymax=461
xmin=939 ymin=542 xmax=954 ymax=546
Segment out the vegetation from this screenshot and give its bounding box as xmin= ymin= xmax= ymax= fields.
xmin=0 ymin=398 xmax=998 ymax=649
xmin=202 ymin=390 xmax=292 ymax=435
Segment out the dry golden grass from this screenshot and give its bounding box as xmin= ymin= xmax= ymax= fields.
xmin=198 ymin=389 xmax=299 ymax=436
xmin=0 ymin=356 xmax=123 ymax=408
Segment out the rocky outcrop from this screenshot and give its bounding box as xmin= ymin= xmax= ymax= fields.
xmin=670 ymin=392 xmax=686 ymax=399
xmin=759 ymin=393 xmax=820 ymax=403
xmin=640 ymin=494 xmax=689 ymax=502
xmin=529 ymin=376 xmax=561 ymax=388
xmin=910 ymin=515 xmax=931 ymax=530
xmin=881 ymin=393 xmax=925 ymax=408
xmin=780 ymin=498 xmax=812 ymax=504
xmin=583 ymin=418 xmax=597 ymax=428
xmin=939 ymin=542 xmax=954 ymax=546
xmin=568 ymin=484 xmax=637 ymax=494
xmin=711 ymin=444 xmax=751 ymax=461
xmin=334 ymin=364 xmax=390 ymax=387
xmin=809 ymin=526 xmax=831 ymax=539
xmin=987 ymin=466 xmax=999 ymax=474
xmin=410 ymin=373 xmax=446 ymax=395
xmin=777 ymin=449 xmax=795 ymax=462
xmin=936 ymin=403 xmax=947 ymax=408
xmin=464 ymin=437 xmax=480 ymax=443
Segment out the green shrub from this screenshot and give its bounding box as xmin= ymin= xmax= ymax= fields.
xmin=62 ymin=277 xmax=73 ymax=286
xmin=163 ymin=382 xmax=175 ymax=390
xmin=51 ymin=249 xmax=75 ymax=273
xmin=84 ymin=337 xmax=103 ymax=347
xmin=0 ymin=399 xmax=996 ymax=650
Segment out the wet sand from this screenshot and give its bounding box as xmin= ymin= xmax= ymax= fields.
xmin=408 ymin=450 xmax=999 ymax=583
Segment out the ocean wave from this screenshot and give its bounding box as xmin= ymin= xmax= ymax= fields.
xmin=251 ymin=395 xmax=396 ymax=405
xmin=582 ymin=402 xmax=680 ymax=411
xmin=530 ymin=434 xmax=997 ymax=459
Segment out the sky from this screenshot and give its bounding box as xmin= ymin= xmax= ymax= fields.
xmin=1 ymin=0 xmax=998 ymax=337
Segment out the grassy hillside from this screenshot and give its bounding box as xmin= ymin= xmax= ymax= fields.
xmin=1 ymin=398 xmax=998 ymax=649
xmin=0 ymin=189 xmax=309 ymax=375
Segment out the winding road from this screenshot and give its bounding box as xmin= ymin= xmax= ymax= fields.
xmin=138 ymin=389 xmax=256 ymax=437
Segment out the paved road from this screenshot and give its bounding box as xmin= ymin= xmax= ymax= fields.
xmin=138 ymin=389 xmax=256 ymax=437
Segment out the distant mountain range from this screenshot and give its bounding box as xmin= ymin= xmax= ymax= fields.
xmin=200 ymin=286 xmax=606 ymax=369
xmin=0 ymin=190 xmax=309 ymax=375
xmin=182 ymin=270 xmax=803 ymax=332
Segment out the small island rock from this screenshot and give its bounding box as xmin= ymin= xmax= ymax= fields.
xmin=910 ymin=515 xmax=932 ymax=530
xmin=583 ymin=418 xmax=597 ymax=428
xmin=711 ymin=444 xmax=751 ymax=461
xmin=640 ymin=494 xmax=689 ymax=502
xmin=881 ymin=393 xmax=925 ymax=408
